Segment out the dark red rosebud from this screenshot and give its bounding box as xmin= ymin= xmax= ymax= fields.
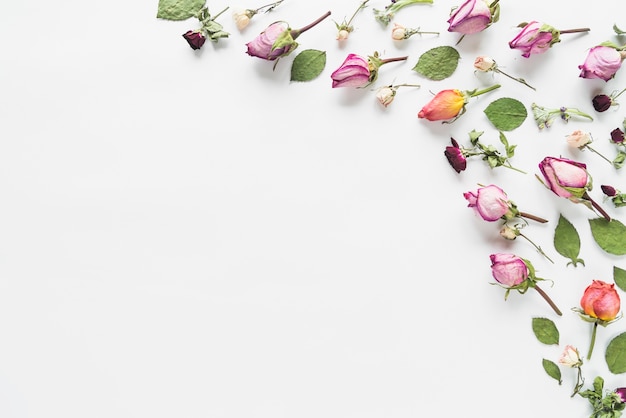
xmin=611 ymin=128 xmax=625 ymax=144
xmin=592 ymin=94 xmax=612 ymax=112
xmin=444 ymin=138 xmax=467 ymax=173
xmin=616 ymin=388 xmax=626 ymax=403
xmin=601 ymin=185 xmax=618 ymax=197
xmin=182 ymin=30 xmax=206 ymax=50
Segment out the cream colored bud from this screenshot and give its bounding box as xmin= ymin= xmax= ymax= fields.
xmin=620 ymin=50 xmax=626 ymax=61
xmin=499 ymin=225 xmax=518 ymax=240
xmin=337 ymin=29 xmax=350 ymax=41
xmin=233 ymin=9 xmax=252 ymax=30
xmin=474 ymin=56 xmax=496 ymax=72
xmin=566 ymin=130 xmax=591 ymax=148
xmin=391 ymin=23 xmax=407 ymax=41
xmin=376 ymin=86 xmax=396 ymax=107
xmin=559 ymin=345 xmax=582 ymax=368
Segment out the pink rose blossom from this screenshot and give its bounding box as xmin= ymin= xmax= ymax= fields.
xmin=489 ymin=253 xmax=528 ymax=287
xmin=579 ymin=45 xmax=625 ymax=81
xmin=447 ymin=0 xmax=493 ymax=35
xmin=463 ymin=184 xmax=512 ymax=221
xmin=509 ymin=21 xmax=557 ymax=58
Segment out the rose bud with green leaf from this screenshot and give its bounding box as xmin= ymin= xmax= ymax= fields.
xmin=601 ymin=184 xmax=626 ymax=207
xmin=232 ymin=1 xmax=285 ymax=31
xmin=579 ymin=44 xmax=626 ymax=81
xmin=537 ymin=156 xmax=611 ymax=221
xmin=509 ymin=21 xmax=590 ymax=58
xmin=447 ymin=0 xmax=500 ymax=42
xmin=489 ymin=253 xmax=562 ymax=315
xmin=331 ymin=52 xmax=408 ymax=88
xmin=246 ymin=11 xmax=331 ymax=62
xmin=417 ymin=84 xmax=500 ymax=123
xmin=574 ymin=280 xmax=621 ymax=360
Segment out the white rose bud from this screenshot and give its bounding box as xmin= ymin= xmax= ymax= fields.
xmin=499 ymin=225 xmax=518 ymax=240
xmin=474 ymin=56 xmax=496 ymax=72
xmin=558 ymin=345 xmax=582 ymax=368
xmin=233 ymin=9 xmax=253 ymax=31
xmin=376 ymin=86 xmax=396 ymax=108
xmin=566 ymin=130 xmax=591 ymax=148
xmin=391 ymin=23 xmax=407 ymax=41
xmin=337 ymin=29 xmax=350 ymax=41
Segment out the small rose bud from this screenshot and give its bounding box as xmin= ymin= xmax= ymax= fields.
xmin=509 ymin=21 xmax=558 ymax=58
xmin=182 ymin=30 xmax=207 ymax=50
xmin=336 ymin=29 xmax=350 ymax=41
xmin=592 ymin=94 xmax=612 ymax=112
xmin=418 ymin=89 xmax=466 ymax=121
xmin=601 ymin=185 xmax=618 ymax=197
xmin=444 ymin=138 xmax=467 ymax=173
xmin=376 ymin=86 xmax=396 ymax=107
xmin=391 ymin=23 xmax=407 ymax=40
xmin=559 ymin=345 xmax=583 ymax=368
xmin=233 ymin=9 xmax=253 ymax=30
xmin=499 ymin=225 xmax=518 ymax=240
xmin=566 ymin=130 xmax=591 ymax=148
xmin=474 ymin=55 xmax=495 ymax=72
xmin=611 ymin=128 xmax=625 ymax=144
xmin=463 ymin=184 xmax=515 ymax=221
xmin=615 ymin=388 xmax=626 ymax=403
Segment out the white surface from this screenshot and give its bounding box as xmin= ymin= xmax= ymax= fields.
xmin=1 ymin=1 xmax=625 ymax=417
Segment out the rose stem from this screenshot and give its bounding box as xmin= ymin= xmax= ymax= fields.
xmin=519 ymin=212 xmax=548 ymax=223
xmin=534 ymin=284 xmax=562 ymax=316
xmin=587 ymin=321 xmax=598 ymax=360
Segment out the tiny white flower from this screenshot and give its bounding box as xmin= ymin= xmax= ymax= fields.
xmin=558 ymin=345 xmax=582 ymax=368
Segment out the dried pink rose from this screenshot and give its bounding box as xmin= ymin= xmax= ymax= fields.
xmin=579 ymin=45 xmax=626 ymax=81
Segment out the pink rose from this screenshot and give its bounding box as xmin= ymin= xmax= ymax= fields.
xmin=246 ymin=22 xmax=294 ymax=60
xmin=509 ymin=21 xmax=557 ymax=58
xmin=330 ymin=53 xmax=370 ymax=88
xmin=489 ymin=253 xmax=529 ymax=287
xmin=579 ymin=45 xmax=625 ymax=81
xmin=580 ymin=280 xmax=621 ymax=322
xmin=447 ymin=0 xmax=493 ymax=35
xmin=463 ymin=184 xmax=514 ymax=221
xmin=538 ymin=156 xmax=589 ymax=199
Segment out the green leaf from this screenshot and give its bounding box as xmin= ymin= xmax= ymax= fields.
xmin=412 ymin=46 xmax=460 ymax=81
xmin=483 ymin=97 xmax=528 ymax=131
xmin=589 ymin=218 xmax=626 ymax=255
xmin=614 ymin=24 xmax=626 ymax=35
xmin=291 ymin=50 xmax=327 ymax=82
xmin=554 ymin=214 xmax=584 ymax=267
xmin=542 ymin=358 xmax=562 ymax=384
xmin=606 ymin=332 xmax=626 ymax=374
xmin=532 ymin=317 xmax=559 ymax=345
xmin=615 ymin=266 xmax=626 ymax=292
xmin=157 ymin=0 xmax=205 ymax=20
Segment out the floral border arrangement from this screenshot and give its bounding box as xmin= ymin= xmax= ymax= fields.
xmin=157 ymin=0 xmax=626 ymax=416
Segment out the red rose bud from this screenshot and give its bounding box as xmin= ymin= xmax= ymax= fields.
xmin=592 ymin=94 xmax=612 ymax=112
xmin=447 ymin=0 xmax=495 ymax=35
xmin=611 ymin=128 xmax=625 ymax=144
xmin=580 ymin=280 xmax=621 ymax=322
xmin=615 ymin=388 xmax=626 ymax=403
xmin=579 ymin=45 xmax=626 ymax=82
xmin=444 ymin=138 xmax=467 ymax=173
xmin=602 ymin=185 xmax=618 ymax=197
xmin=182 ymin=30 xmax=207 ymax=50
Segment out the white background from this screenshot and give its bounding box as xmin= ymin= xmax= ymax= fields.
xmin=2 ymin=0 xmax=626 ymax=417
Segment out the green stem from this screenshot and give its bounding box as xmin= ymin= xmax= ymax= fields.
xmin=469 ymin=84 xmax=501 ymax=97
xmin=254 ymin=0 xmax=285 ymax=14
xmin=518 ymin=232 xmax=554 ymax=264
xmin=571 ymin=366 xmax=585 ymax=398
xmin=587 ymin=321 xmax=598 ymax=360
xmin=533 ymin=284 xmax=562 ymax=316
xmin=587 ymin=145 xmax=615 ymax=166
xmin=613 ymin=87 xmax=626 ymax=100
xmin=405 ymin=28 xmax=439 ymax=38
xmin=345 ymin=0 xmax=369 ymax=26
xmin=212 ymin=6 xmax=229 ymax=20
xmin=495 ymin=69 xmax=536 ymax=90
xmin=503 ymin=162 xmax=527 ymax=174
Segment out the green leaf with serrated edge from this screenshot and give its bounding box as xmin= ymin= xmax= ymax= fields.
xmin=606 ymin=332 xmax=626 ymax=374
xmin=532 ymin=317 xmax=559 ymax=345
xmin=589 ymin=218 xmax=626 ymax=255
xmin=554 ymin=214 xmax=584 ymax=267
xmin=542 ymin=358 xmax=562 ymax=384
xmin=412 ymin=46 xmax=460 ymax=81
xmin=483 ymin=97 xmax=528 ymax=131
xmin=291 ymin=50 xmax=327 ymax=82
xmin=157 ymin=0 xmax=205 ymax=20
xmin=615 ymin=266 xmax=626 ymax=292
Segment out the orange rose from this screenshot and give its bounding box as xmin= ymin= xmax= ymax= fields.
xmin=417 ymin=89 xmax=466 ymax=121
xmin=580 ymin=280 xmax=621 ymax=321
